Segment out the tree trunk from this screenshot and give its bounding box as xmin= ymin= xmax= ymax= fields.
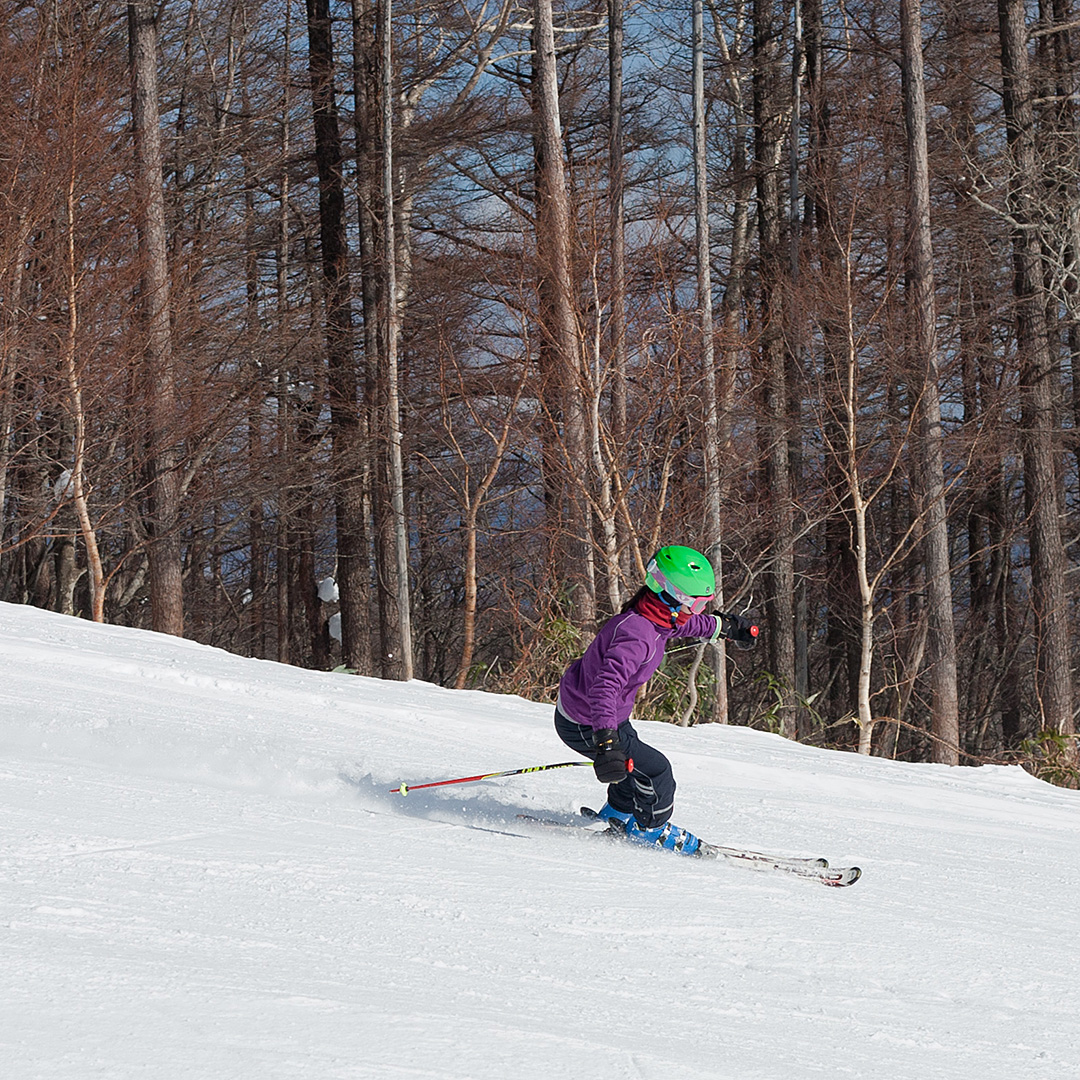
xmin=753 ymin=0 xmax=796 ymax=737
xmin=804 ymin=0 xmax=862 ymax=728
xmin=900 ymin=0 xmax=959 ymax=764
xmin=453 ymin=388 xmax=523 ymax=690
xmin=129 ymin=3 xmax=183 ymax=636
xmin=720 ymin=254 xmax=751 ymax=445
xmin=354 ymin=0 xmax=412 ymax=680
xmin=306 ymin=0 xmax=372 ymax=675
xmin=608 ymin=0 xmax=626 ymax=446
xmin=788 ymin=0 xmax=810 ymax=735
xmin=533 ymin=0 xmax=593 ymax=629
xmin=275 ymin=5 xmax=294 ymax=665
xmin=709 ymin=0 xmax=750 ymax=521
xmin=0 ymin=224 xmax=28 ymax=566
xmin=61 ymin=160 xmax=105 ymax=621
xmin=379 ymin=0 xmax=413 ymax=680
xmin=608 ymin=0 xmax=629 ymax=597
xmin=842 ymin=262 xmax=876 ymax=755
xmin=693 ymin=0 xmax=729 ymax=723
xmin=998 ymin=0 xmax=1075 ymax=743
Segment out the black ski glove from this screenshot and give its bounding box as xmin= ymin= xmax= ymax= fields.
xmin=717 ymin=611 xmax=760 ymax=651
xmin=592 ymin=728 xmax=629 ymax=784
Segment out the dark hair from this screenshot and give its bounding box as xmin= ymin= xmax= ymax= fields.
xmin=621 ymin=585 xmax=650 ymax=614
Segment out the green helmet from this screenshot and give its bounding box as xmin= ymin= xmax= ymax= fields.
xmin=645 ymin=545 xmax=716 ymax=609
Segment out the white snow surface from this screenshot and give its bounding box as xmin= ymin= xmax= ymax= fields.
xmin=1 ymin=602 xmax=1078 ymax=1080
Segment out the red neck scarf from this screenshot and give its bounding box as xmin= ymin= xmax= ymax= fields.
xmin=635 ymin=591 xmax=689 ymax=629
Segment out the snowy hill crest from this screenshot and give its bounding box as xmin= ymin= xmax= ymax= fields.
xmin=1 ymin=602 xmax=1078 ymax=1079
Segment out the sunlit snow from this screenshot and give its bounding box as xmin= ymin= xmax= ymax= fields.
xmin=1 ymin=601 xmax=1077 ymax=1079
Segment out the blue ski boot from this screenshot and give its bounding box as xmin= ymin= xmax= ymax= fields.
xmin=594 ymin=802 xmax=634 ymax=827
xmin=624 ymin=818 xmax=702 ymax=856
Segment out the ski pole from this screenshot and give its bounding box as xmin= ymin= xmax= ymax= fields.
xmin=391 ymin=757 xmax=633 ymax=796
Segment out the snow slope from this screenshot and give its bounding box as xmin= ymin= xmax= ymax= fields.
xmin=1 ymin=602 xmax=1078 ymax=1080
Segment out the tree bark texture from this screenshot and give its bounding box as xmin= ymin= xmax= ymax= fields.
xmin=900 ymin=0 xmax=960 ymax=763
xmin=693 ymin=0 xmax=729 ymax=723
xmin=998 ymin=0 xmax=1075 ymax=741
xmin=128 ymin=3 xmax=183 ymax=637
xmin=379 ymin=0 xmax=414 ymax=680
xmin=753 ymin=0 xmax=796 ymax=737
xmin=306 ymin=0 xmax=371 ymax=673
xmin=533 ymin=0 xmax=594 ymax=629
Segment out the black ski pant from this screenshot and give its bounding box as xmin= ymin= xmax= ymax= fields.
xmin=554 ymin=708 xmax=676 ymax=829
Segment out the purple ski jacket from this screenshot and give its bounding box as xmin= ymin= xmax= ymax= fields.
xmin=556 ymin=609 xmax=721 ymax=732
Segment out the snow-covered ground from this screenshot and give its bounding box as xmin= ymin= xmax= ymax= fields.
xmin=1 ymin=601 xmax=1078 ymax=1080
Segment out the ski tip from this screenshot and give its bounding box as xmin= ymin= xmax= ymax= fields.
xmin=823 ymin=866 xmax=862 ymax=887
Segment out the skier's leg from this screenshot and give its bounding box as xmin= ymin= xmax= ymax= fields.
xmin=617 ymin=722 xmax=676 ymax=829
xmin=615 ymin=728 xmax=701 ymax=852
xmin=553 ymin=707 xmax=593 ymax=756
xmin=554 ymin=710 xmax=676 ymax=826
xmin=553 ymin=709 xmax=698 ymax=853
xmin=553 ymin=708 xmax=637 ymax=817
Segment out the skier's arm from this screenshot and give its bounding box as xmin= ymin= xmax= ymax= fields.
xmin=677 ymin=611 xmax=760 ymax=650
xmin=587 ymin=629 xmax=651 ymax=731
xmin=715 ymin=612 xmax=759 ymax=650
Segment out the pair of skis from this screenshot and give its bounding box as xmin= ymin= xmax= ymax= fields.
xmin=388 ymin=763 xmax=861 ymax=887
xmin=525 ymin=807 xmax=862 ymax=888
xmin=694 ymin=838 xmax=860 ymax=887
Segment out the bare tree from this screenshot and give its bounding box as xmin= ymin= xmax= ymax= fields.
xmin=607 ymin=0 xmax=631 ymax=602
xmin=379 ymin=0 xmax=414 ymax=680
xmin=693 ymin=0 xmax=730 ymax=723
xmin=533 ymin=0 xmax=593 ymax=628
xmin=753 ymin=0 xmax=796 ymax=736
xmin=900 ymin=0 xmax=959 ymax=763
xmin=129 ymin=3 xmax=183 ymax=635
xmin=998 ymin=0 xmax=1075 ymax=745
xmin=305 ymin=0 xmax=373 ymax=674
xmin=60 ymin=121 xmax=105 ymax=622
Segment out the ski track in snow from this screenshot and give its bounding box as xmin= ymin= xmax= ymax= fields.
xmin=1 ymin=601 xmax=1078 ymax=1079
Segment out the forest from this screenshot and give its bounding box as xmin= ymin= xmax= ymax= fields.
xmin=2 ymin=1 xmax=1079 ymax=783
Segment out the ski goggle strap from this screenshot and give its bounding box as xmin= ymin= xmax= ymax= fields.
xmin=646 ymin=559 xmax=715 ymax=614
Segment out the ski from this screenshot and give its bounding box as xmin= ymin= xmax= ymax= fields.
xmin=587 ymin=807 xmax=861 ymax=887
xmin=697 ymin=843 xmax=828 ymax=870
xmin=518 ymin=807 xmax=861 ymax=887
xmin=698 ymin=842 xmax=862 ymax=887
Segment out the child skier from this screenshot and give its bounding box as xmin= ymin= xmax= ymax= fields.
xmin=554 ymin=544 xmax=758 ymax=855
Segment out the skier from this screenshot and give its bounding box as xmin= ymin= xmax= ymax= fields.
xmin=554 ymin=544 xmax=758 ymax=855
